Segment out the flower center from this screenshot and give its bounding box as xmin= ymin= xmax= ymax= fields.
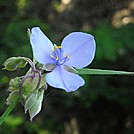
xmin=50 ymin=45 xmax=70 ymax=65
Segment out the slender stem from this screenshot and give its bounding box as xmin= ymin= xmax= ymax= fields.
xmin=35 ymin=69 xmax=42 ymax=90
xmin=45 ymin=89 xmax=55 ymax=97
xmin=20 ymin=57 xmax=36 ymax=72
xmin=25 ymin=58 xmax=36 ymax=72
xmin=0 ymin=97 xmax=19 ymax=125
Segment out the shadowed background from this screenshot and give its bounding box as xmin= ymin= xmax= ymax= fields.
xmin=0 ymin=0 xmax=134 ymax=133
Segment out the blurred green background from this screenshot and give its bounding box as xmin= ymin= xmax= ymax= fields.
xmin=0 ymin=0 xmax=134 ymax=133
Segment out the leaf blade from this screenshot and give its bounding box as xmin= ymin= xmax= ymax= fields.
xmin=77 ymin=68 xmax=134 ymax=75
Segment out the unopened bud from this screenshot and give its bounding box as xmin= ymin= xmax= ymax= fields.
xmin=8 ymin=77 xmax=21 ymax=91
xmin=6 ymin=90 xmax=20 ymax=105
xmin=3 ymin=57 xmax=27 ymax=71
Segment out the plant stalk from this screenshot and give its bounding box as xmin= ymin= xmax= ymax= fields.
xmin=0 ymin=97 xmax=19 ymax=125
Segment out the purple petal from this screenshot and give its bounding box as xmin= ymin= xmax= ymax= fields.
xmin=30 ymin=27 xmax=54 ymax=64
xmin=61 ymin=32 xmax=96 ymax=69
xmin=45 ymin=65 xmax=85 ymax=92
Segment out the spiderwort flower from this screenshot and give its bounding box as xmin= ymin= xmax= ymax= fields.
xmin=30 ymin=27 xmax=96 ymax=92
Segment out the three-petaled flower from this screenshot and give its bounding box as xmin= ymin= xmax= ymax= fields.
xmin=30 ymin=27 xmax=96 ymax=92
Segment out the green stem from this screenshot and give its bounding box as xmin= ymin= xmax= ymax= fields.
xmin=0 ymin=97 xmax=19 ymax=125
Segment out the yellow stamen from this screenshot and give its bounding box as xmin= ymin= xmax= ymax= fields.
xmin=52 ymin=47 xmax=55 ymax=52
xmin=54 ymin=45 xmax=62 ymax=49
xmin=57 ymin=46 xmax=62 ymax=48
xmin=52 ymin=45 xmax=62 ymax=52
xmin=56 ymin=56 xmax=59 ymax=61
xmin=66 ymin=54 xmax=70 ymax=58
xmin=50 ymin=54 xmax=54 ymax=59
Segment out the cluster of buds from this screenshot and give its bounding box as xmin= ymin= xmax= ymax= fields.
xmin=4 ymin=57 xmax=47 ymax=120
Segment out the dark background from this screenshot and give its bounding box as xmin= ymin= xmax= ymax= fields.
xmin=0 ymin=0 xmax=134 ymax=133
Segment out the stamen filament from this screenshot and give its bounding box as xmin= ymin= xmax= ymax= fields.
xmin=50 ymin=45 xmax=69 ymax=65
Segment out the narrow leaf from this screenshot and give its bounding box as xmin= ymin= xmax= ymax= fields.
xmin=77 ymin=68 xmax=134 ymax=75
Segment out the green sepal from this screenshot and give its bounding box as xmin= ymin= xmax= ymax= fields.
xmin=63 ymin=65 xmax=77 ymax=73
xmin=44 ymin=63 xmax=56 ymax=71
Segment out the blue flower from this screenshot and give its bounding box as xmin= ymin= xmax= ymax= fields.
xmin=30 ymin=27 xmax=96 ymax=92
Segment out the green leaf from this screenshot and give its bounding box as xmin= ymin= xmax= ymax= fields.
xmin=77 ymin=68 xmax=134 ymax=75
xmin=24 ymin=92 xmax=38 ymax=113
xmin=29 ymin=89 xmax=44 ymax=121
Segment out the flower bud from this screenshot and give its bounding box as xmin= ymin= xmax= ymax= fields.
xmin=3 ymin=57 xmax=27 ymax=71
xmin=6 ymin=90 xmax=20 ymax=105
xmin=8 ymin=77 xmax=21 ymax=91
